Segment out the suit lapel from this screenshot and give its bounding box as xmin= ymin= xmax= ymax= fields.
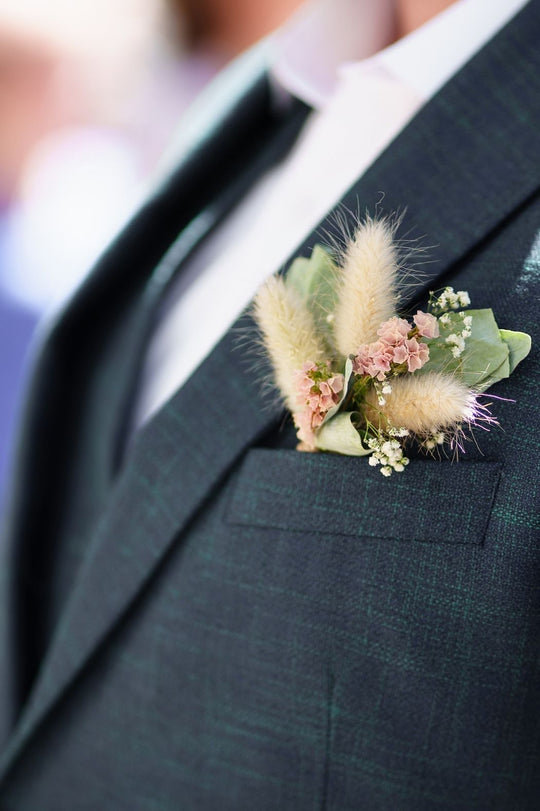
xmin=298 ymin=0 xmax=540 ymax=300
xmin=0 ymin=69 xmax=309 ymax=762
xmin=0 ymin=313 xmax=283 ymax=775
xmin=2 ymin=0 xmax=540 ymax=778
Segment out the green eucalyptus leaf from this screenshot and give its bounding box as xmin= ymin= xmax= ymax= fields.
xmin=460 ymin=342 xmax=509 ymax=390
xmin=499 ymin=329 xmax=532 ymax=373
xmin=455 ymin=309 xmax=508 ymax=389
xmin=286 ymin=256 xmax=312 ymax=299
xmin=420 ymin=309 xmax=514 ymax=390
xmin=464 ymin=309 xmax=500 ymax=342
xmin=286 ymin=245 xmax=336 ymax=301
xmin=315 ymin=412 xmax=371 ymax=456
xmin=419 ymin=340 xmax=459 ymax=377
xmin=472 ymin=353 xmax=511 ymax=392
xmin=286 ymin=244 xmax=340 ymax=346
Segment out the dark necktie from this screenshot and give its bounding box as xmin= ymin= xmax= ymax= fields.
xmin=114 ymin=88 xmax=312 ymax=469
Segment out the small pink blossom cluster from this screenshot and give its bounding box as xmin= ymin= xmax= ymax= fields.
xmin=294 ymin=362 xmax=344 ymax=447
xmin=352 ymin=312 xmax=438 ymax=380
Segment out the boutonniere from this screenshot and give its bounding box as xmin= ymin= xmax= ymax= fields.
xmin=254 ymin=217 xmax=531 ymax=476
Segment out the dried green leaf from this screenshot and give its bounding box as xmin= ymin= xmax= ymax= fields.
xmin=499 ymin=329 xmax=532 ymax=374
xmin=421 ymin=309 xmax=522 ymax=391
xmin=286 ymin=245 xmax=339 ymax=348
xmin=315 ymin=412 xmax=371 ymax=456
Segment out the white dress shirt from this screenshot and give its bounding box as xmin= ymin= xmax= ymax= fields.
xmin=133 ymin=0 xmax=528 ymax=429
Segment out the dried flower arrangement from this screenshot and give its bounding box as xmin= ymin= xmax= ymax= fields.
xmin=254 ymin=218 xmax=531 ymax=475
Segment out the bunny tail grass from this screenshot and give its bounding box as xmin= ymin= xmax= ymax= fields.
xmin=254 ymin=276 xmax=325 ymax=410
xmin=365 ymin=372 xmax=478 ymax=434
xmin=334 ymin=218 xmax=399 ymax=355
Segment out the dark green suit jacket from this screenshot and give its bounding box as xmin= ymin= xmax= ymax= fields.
xmin=1 ymin=3 xmax=540 ymax=808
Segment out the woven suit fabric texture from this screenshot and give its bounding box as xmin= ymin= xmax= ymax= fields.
xmin=0 ymin=3 xmax=540 ymax=809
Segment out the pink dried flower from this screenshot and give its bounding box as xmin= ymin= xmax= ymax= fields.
xmin=318 ymin=377 xmax=344 ymax=409
xmin=294 ymin=361 xmax=344 ymax=448
xmin=369 ymin=342 xmax=394 ymax=379
xmin=413 ymin=310 xmax=439 ymax=339
xmin=393 ymin=337 xmax=430 ymax=372
xmin=296 ymin=362 xmax=318 ymax=398
xmin=377 ymin=317 xmax=411 ymax=346
xmin=294 ymin=408 xmax=316 ymax=446
xmin=352 ymin=345 xmax=371 ymax=376
xmin=353 ymin=341 xmax=393 ymax=381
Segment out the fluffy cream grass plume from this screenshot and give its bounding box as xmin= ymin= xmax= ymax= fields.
xmin=334 ymin=218 xmax=399 ymax=355
xmin=365 ymin=372 xmax=475 ymax=434
xmin=254 ymin=275 xmax=325 ymax=410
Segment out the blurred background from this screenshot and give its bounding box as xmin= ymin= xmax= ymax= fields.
xmin=0 ymin=0 xmax=306 ymax=508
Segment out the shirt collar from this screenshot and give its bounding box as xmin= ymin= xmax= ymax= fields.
xmin=271 ymin=0 xmax=530 ymax=109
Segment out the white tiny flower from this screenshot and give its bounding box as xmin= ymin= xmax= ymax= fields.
xmin=442 ymin=288 xmax=458 ymax=309
xmin=439 ymin=313 xmax=451 ymax=326
xmin=380 ymin=466 xmax=392 ymax=477
xmin=457 ymin=291 xmax=471 ymax=307
xmin=393 ymin=463 xmax=405 ymax=473
xmin=425 ymin=439 xmax=436 ymax=450
xmin=378 ymin=396 xmax=386 ymax=406
xmin=463 ymin=315 xmax=473 ymax=327
xmin=451 ymin=346 xmax=462 ymax=358
xmin=368 ymin=455 xmax=379 ymax=466
xmin=382 ymin=383 xmax=392 ymax=395
xmin=446 ymin=334 xmax=465 ymax=353
xmin=326 ymin=313 xmax=335 ymax=324
xmin=382 ymin=440 xmax=400 ymax=458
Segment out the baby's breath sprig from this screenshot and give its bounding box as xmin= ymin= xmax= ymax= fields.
xmin=428 ymin=286 xmax=471 ymax=315
xmin=367 ymin=435 xmax=410 ymax=476
xmin=428 ymin=288 xmax=476 ymax=360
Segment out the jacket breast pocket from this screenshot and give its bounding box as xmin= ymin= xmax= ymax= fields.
xmin=226 ymin=449 xmax=502 ymax=546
